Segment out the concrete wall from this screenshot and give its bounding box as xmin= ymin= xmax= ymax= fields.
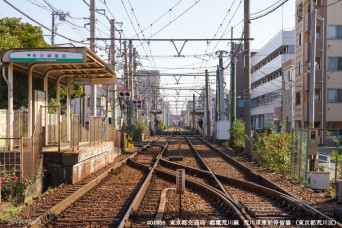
xmin=43 ymin=142 xmax=120 ymax=187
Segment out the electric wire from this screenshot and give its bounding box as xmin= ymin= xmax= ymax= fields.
xmin=3 ymin=0 xmax=89 ymax=45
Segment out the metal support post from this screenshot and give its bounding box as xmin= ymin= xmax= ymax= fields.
xmin=193 ymin=94 xmax=195 ymax=133
xmin=244 ymin=0 xmax=252 ymax=159
xmin=230 ymin=27 xmax=236 ymax=129
xmin=205 ymin=70 xmax=211 ymax=138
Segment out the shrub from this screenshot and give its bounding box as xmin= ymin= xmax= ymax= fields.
xmin=132 ymin=118 xmax=149 ymax=141
xmin=252 ymin=126 xmax=292 ymax=175
xmin=0 ymin=171 xmax=32 ymax=206
xmin=230 ymin=119 xmax=245 ymax=150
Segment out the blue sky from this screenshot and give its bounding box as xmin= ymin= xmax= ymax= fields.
xmin=0 ymin=0 xmax=295 ymax=113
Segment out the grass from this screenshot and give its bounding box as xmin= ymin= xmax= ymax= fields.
xmin=0 ymin=206 xmax=22 ymax=221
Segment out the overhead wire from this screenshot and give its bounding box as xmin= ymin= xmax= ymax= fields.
xmin=126 ymin=0 xmax=157 ymax=68
xmin=3 ymin=0 xmax=89 ymax=45
xmin=120 ymin=0 xmax=155 ymax=69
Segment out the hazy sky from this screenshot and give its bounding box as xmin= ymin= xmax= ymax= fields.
xmin=0 ymin=0 xmax=296 ymax=113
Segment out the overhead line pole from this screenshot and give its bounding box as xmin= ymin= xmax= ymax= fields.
xmin=230 ymin=27 xmax=236 ymax=145
xmin=110 ymin=19 xmax=116 ymax=127
xmin=309 ymin=0 xmax=317 ymax=171
xmin=205 ymin=70 xmax=211 ymax=138
xmin=90 ymin=0 xmax=97 ymax=117
xmin=244 ymin=0 xmax=252 ymax=159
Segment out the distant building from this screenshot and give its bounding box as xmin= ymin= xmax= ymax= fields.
xmin=251 ymin=30 xmax=295 ymax=130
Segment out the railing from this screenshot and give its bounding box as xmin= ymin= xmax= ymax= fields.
xmin=89 ymin=116 xmax=102 ymax=146
xmin=0 ymin=137 xmax=23 ymax=175
xmin=45 ymin=107 xmax=61 ymax=148
xmin=70 ymin=115 xmax=80 ymax=151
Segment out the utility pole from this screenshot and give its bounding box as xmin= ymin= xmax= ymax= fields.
xmin=216 ymin=50 xmax=227 ymax=121
xmin=230 ymin=27 xmax=236 ymax=145
xmin=129 ymin=40 xmax=133 ymax=97
xmin=230 ymin=27 xmax=236 ymax=130
xmin=110 ymin=19 xmax=116 ymax=127
xmin=51 ymin=13 xmax=55 ymax=45
xmin=205 ymin=70 xmax=211 ymax=138
xmin=127 ymin=40 xmax=133 ymax=126
xmin=244 ymin=0 xmax=252 ymax=159
xmin=133 ymin=47 xmax=138 ymax=122
xmin=309 ymin=0 xmax=317 ymax=128
xmin=193 ymin=93 xmax=195 ymax=133
xmin=309 ymin=0 xmax=317 ymax=171
xmin=215 ymin=67 xmax=219 ymax=123
xmin=90 ymin=0 xmax=97 ymax=117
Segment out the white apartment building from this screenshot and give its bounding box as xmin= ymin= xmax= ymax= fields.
xmin=251 ymin=30 xmax=295 ymax=130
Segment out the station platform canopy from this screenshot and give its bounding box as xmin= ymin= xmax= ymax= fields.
xmin=1 ymin=47 xmax=115 ymax=85
xmin=1 ymin=47 xmax=116 ymax=140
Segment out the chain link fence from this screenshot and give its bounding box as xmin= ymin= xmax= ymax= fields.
xmin=290 ymin=129 xmax=309 ymax=184
xmin=289 ymin=129 xmax=342 ymax=185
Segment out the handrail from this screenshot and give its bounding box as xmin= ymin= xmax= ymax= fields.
xmin=70 ymin=115 xmax=80 ymax=151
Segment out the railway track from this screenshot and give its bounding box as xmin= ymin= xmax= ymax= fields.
xmin=156 ymin=135 xmax=341 ymax=227
xmin=45 ymin=163 xmax=148 ymax=227
xmin=20 ymin=133 xmax=340 ymax=227
xmin=28 ymin=136 xmax=166 ymax=227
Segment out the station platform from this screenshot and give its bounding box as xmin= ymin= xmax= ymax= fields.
xmin=42 ymin=141 xmax=121 ymax=186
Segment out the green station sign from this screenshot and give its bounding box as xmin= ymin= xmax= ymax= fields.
xmin=10 ymin=51 xmax=84 ymax=63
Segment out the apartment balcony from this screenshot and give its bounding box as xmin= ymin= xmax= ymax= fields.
xmin=252 ymin=30 xmax=295 ymax=66
xmin=251 ymin=78 xmax=282 ymax=99
xmin=252 ymin=54 xmax=294 ymax=83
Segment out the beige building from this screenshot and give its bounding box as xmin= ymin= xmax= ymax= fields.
xmin=290 ymin=0 xmax=342 ymax=129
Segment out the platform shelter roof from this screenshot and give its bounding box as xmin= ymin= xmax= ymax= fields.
xmin=1 ymin=47 xmax=115 ymax=84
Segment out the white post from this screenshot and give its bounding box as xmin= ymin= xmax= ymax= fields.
xmin=8 ymin=63 xmax=14 ymax=150
xmin=44 ymin=73 xmax=49 ymax=146
xmin=28 ymin=67 xmax=33 ymax=137
xmin=67 ymin=83 xmax=71 ymax=142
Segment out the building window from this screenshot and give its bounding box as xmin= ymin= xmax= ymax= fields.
xmin=297 ymin=61 xmax=301 ymax=75
xmin=328 ymin=25 xmax=342 ymax=39
xmin=317 ymin=26 xmax=322 ymax=38
xmin=239 ymin=100 xmax=244 ymax=107
xmin=315 ymin=89 xmax=321 ymax=101
xmin=327 ymin=89 xmax=342 ymax=102
xmin=297 ymin=3 xmax=303 ymax=22
xmin=298 ymin=32 xmax=302 ymax=46
xmin=295 ymin=92 xmax=301 ymax=105
xmin=287 ymin=70 xmax=292 ymax=81
xmin=328 ymin=57 xmax=342 ymax=71
xmin=315 ymin=57 xmax=321 ymax=70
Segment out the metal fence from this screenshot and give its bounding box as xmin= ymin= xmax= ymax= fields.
xmin=318 ymin=129 xmax=342 ymax=181
xmin=89 ymin=116 xmax=102 ymax=146
xmin=290 ymin=129 xmax=309 ymax=184
xmin=70 ymin=115 xmax=80 ymax=151
xmin=0 ymin=138 xmax=23 ymax=176
xmin=289 ymin=128 xmax=342 ymax=185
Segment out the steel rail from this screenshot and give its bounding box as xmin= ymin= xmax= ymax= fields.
xmin=118 ymin=133 xmax=173 ymax=227
xmin=184 ymin=136 xmax=239 ymax=207
xmin=159 ymin=155 xmax=342 ymax=225
xmin=30 ymin=135 xmax=164 ymax=227
xmin=126 ymin=156 xmax=251 ymax=227
xmin=194 ymin=136 xmax=342 ymax=226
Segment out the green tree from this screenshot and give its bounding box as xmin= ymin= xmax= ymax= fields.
xmin=0 ymin=18 xmax=85 ymax=110
xmin=0 ymin=17 xmax=50 ymax=109
xmin=0 ymin=17 xmax=49 ymax=56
